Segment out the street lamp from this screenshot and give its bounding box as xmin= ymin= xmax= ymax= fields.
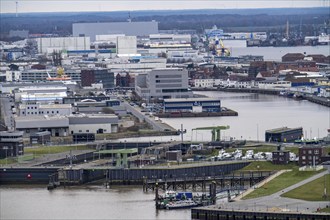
xmin=3 ymin=146 xmax=8 ymax=166
xmin=322 ymin=161 xmax=330 ymax=200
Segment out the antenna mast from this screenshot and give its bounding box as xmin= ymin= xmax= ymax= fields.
xmin=16 ymin=1 xmax=18 ymax=17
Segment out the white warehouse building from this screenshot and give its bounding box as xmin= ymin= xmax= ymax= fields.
xmin=18 ymin=103 xmax=73 ymax=117
xmin=68 ymin=114 xmax=118 ymax=134
xmin=36 ymin=36 xmax=90 ymax=54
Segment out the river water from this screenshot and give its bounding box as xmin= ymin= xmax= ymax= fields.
xmin=0 ymin=185 xmax=190 ymax=220
xmin=1 ymin=46 xmax=329 ymax=220
xmin=231 ymin=45 xmax=330 ymax=61
xmin=121 ymin=91 xmax=329 ymax=143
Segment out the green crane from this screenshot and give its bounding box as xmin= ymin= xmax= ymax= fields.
xmin=192 ymin=126 xmax=230 ymax=142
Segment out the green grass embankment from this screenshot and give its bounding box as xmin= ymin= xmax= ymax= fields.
xmin=240 ymin=161 xmax=323 ymax=200
xmin=24 ymin=145 xmax=90 ymax=155
xmin=282 ymin=174 xmax=330 ymax=201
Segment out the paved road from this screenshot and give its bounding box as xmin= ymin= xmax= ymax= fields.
xmin=214 ymin=170 xmax=330 ymax=213
xmin=123 ymin=102 xmax=175 ymax=132
xmin=0 ymin=95 xmax=14 ymax=130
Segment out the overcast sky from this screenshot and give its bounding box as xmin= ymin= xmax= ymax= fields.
xmin=1 ymin=0 xmax=328 ymax=14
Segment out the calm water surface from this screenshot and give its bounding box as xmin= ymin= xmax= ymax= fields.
xmin=0 ymin=185 xmax=190 ymax=220
xmin=231 ymin=45 xmax=330 ymax=61
xmin=121 ymin=91 xmax=329 ymax=143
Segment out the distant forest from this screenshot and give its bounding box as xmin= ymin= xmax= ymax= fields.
xmin=1 ymin=8 xmax=329 ymax=39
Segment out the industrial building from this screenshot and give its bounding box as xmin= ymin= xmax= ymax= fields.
xmin=265 ymin=127 xmax=303 ymax=142
xmin=30 ymin=131 xmax=51 ymax=145
xmin=18 ymin=103 xmax=72 ymax=116
xmin=0 ymin=82 xmax=64 ymax=94
xmin=72 ymin=21 xmax=159 ymax=41
xmin=15 ymin=115 xmax=69 ymax=137
xmin=105 ymin=57 xmax=167 ymax=72
xmin=0 ymin=131 xmax=24 ymax=159
xmin=80 ymin=69 xmax=115 ymax=89
xmin=135 ymin=68 xmax=193 ymax=101
xmin=35 ymin=37 xmax=90 ymax=54
xmin=117 ymin=36 xmax=137 ymax=55
xmin=163 ymin=98 xmax=221 ymax=113
xmin=75 ymin=99 xmax=126 ymax=115
xmin=68 ymin=114 xmax=118 ymax=134
xmin=20 ymin=69 xmax=81 ymax=82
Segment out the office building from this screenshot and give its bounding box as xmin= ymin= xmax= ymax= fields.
xmin=163 ymin=98 xmax=221 ymax=113
xmin=135 ymin=68 xmax=193 ymax=101
xmin=81 ymin=69 xmax=115 ymax=89
xmin=0 ymin=131 xmax=24 ymax=158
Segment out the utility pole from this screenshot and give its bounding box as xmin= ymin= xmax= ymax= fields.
xmin=177 ymin=124 xmax=186 ymax=152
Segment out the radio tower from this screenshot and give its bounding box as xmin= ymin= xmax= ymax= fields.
xmin=16 ymin=1 xmax=18 ymax=17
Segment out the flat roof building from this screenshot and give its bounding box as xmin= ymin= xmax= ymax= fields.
xmin=0 ymin=131 xmax=24 ymax=158
xmin=18 ymin=103 xmax=72 ymax=117
xmin=15 ymin=115 xmax=69 ymax=137
xmin=135 ymin=68 xmax=193 ymax=101
xmin=69 ymin=114 xmax=118 ymax=134
xmin=265 ymin=127 xmax=303 ymax=143
xmin=163 ymin=98 xmax=221 ymax=113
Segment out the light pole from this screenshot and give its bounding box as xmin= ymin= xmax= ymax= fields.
xmin=257 ymin=124 xmax=259 ymax=142
xmin=3 ymin=146 xmax=8 ymax=166
xmin=322 ymin=161 xmax=330 ymax=200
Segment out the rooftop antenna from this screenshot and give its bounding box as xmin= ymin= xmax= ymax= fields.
xmin=127 ymin=11 xmax=132 ymax=22
xmin=16 ymin=1 xmax=18 ymax=17
xmin=286 ymin=20 xmax=289 ymax=39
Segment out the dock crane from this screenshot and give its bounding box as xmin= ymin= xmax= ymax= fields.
xmin=192 ymin=126 xmax=230 ymax=142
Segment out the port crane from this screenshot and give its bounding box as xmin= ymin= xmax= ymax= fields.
xmin=192 ymin=126 xmax=230 ymax=142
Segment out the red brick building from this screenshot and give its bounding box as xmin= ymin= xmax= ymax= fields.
xmin=298 ymin=146 xmax=325 ymax=166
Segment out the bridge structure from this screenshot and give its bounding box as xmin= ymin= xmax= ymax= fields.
xmin=143 ymin=171 xmax=273 ymax=192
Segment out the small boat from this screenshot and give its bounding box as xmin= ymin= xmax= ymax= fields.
xmin=165 ymin=199 xmax=199 ymax=210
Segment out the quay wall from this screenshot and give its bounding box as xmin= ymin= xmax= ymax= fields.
xmin=191 ymin=208 xmax=329 ymax=220
xmin=106 ymin=162 xmax=249 ymax=183
xmin=0 ymin=162 xmax=250 ymax=185
xmin=0 ymin=168 xmax=58 ymax=184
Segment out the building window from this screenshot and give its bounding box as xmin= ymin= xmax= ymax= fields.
xmin=86 ymin=130 xmax=89 ymax=132
xmin=314 ymin=150 xmax=319 ymax=154
xmin=302 ymin=156 xmax=306 ymax=160
xmin=308 ymin=150 xmax=312 ymax=154
xmin=47 ymin=111 xmax=49 ymax=114
xmin=27 ymin=107 xmax=30 ymax=109
xmin=57 ymin=111 xmax=59 ymax=114
xmin=79 ymin=130 xmax=82 ymax=132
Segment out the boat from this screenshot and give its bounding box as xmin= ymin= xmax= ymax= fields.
xmin=165 ymin=199 xmax=199 ymax=210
